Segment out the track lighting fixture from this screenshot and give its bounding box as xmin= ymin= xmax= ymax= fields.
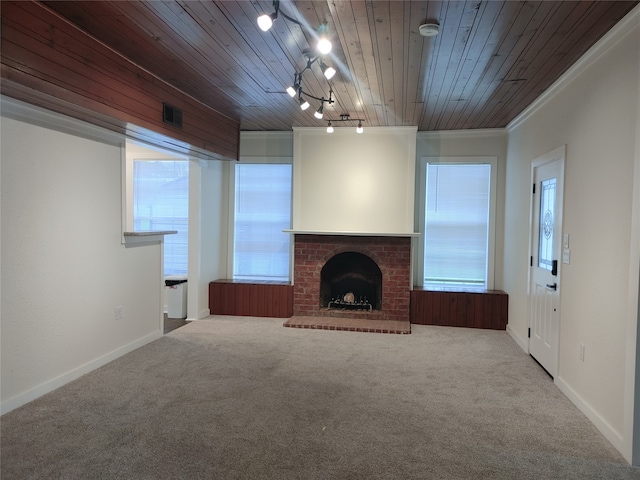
xmin=324 ymin=114 xmax=365 ymax=134
xmin=258 ymin=0 xmax=339 ymax=123
xmin=286 ymin=64 xmax=335 ymax=120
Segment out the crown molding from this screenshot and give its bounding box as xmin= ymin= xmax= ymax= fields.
xmin=292 ymin=126 xmax=418 ymax=133
xmin=417 ymin=128 xmax=507 ymax=139
xmin=240 ymin=131 xmax=293 ymax=140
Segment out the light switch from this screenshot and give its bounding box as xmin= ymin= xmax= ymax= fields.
xmin=563 ymin=234 xmax=569 ymax=249
xmin=562 ymin=249 xmax=571 ymax=264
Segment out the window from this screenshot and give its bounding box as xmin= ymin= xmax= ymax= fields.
xmin=133 ymin=160 xmax=189 ymax=275
xmin=418 ymin=159 xmax=495 ymax=289
xmin=233 ymin=163 xmax=292 ymax=281
xmin=538 ymin=177 xmax=556 ymax=271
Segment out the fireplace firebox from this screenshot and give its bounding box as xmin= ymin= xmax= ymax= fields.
xmin=320 ymin=252 xmax=382 ymax=311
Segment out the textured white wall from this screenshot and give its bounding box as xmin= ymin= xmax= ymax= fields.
xmin=292 ymin=127 xmax=417 ymax=234
xmin=1 ymin=115 xmax=163 ymax=412
xmin=503 ymin=14 xmax=640 ymax=460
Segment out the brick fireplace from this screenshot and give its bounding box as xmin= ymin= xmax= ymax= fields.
xmin=292 ymin=234 xmax=412 ymax=321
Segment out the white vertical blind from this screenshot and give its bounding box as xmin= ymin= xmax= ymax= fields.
xmin=424 ymin=164 xmax=491 ymax=287
xmin=133 ymin=160 xmax=189 ymax=276
xmin=233 ymin=164 xmax=292 ymax=281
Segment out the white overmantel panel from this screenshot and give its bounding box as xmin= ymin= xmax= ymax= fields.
xmin=292 ymin=126 xmax=417 ymax=234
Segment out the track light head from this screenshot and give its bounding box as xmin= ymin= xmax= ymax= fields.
xmin=317 ymin=38 xmax=332 ymax=55
xmin=257 ymin=0 xmax=280 ymax=31
xmin=286 ymin=86 xmax=297 ymax=97
xmin=314 ymin=104 xmax=324 ymax=119
xmin=356 ymin=121 xmax=364 ymax=134
xmin=316 ymin=22 xmax=332 ymax=54
xmin=326 ymin=121 xmax=334 ymax=133
xmin=257 ymin=12 xmax=277 ymax=31
xmin=320 ymin=62 xmax=336 ymax=80
xmin=299 ymin=97 xmax=310 ymax=110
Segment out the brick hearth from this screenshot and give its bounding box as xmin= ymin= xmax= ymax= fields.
xmin=292 ymin=234 xmax=412 ymax=321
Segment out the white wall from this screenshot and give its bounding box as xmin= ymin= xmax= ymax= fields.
xmin=503 ymin=10 xmax=640 ymax=461
xmin=188 ymin=158 xmax=228 ymax=319
xmin=292 ymin=127 xmax=417 ymax=234
xmin=1 ymin=109 xmax=164 ymax=413
xmin=240 ymin=131 xmax=294 ymax=158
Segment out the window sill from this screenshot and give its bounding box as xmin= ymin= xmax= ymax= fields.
xmin=123 ymin=230 xmax=177 ymax=245
xmin=284 ymin=230 xmax=420 ymax=237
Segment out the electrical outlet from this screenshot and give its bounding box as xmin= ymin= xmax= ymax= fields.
xmin=114 ymin=306 xmax=124 ymax=321
xmin=579 ymin=343 xmax=585 ymax=362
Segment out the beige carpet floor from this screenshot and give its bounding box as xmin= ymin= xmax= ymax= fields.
xmin=1 ymin=315 xmax=638 ymax=479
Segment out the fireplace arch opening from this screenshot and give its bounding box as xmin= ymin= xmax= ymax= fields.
xmin=320 ymin=252 xmax=382 ymax=311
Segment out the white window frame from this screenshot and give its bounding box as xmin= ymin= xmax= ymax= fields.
xmin=226 ymin=156 xmax=293 ymax=281
xmin=415 ymin=156 xmax=498 ymax=289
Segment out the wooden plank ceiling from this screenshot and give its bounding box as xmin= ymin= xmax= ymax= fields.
xmin=43 ymin=0 xmax=638 ymax=132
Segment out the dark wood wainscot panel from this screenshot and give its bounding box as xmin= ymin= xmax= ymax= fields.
xmin=1 ymin=1 xmax=239 ymax=161
xmin=410 ymin=288 xmax=508 ymax=330
xmin=209 ymin=280 xmax=293 ymax=318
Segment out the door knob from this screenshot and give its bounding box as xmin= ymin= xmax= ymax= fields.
xmin=546 ymin=283 xmax=557 ymax=291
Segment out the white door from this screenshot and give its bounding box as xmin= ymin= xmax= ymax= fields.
xmin=529 ymin=147 xmax=565 ymax=378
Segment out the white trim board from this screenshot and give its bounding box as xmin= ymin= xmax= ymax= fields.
xmin=507 ymin=324 xmax=529 ymax=353
xmin=556 ymin=376 xmax=625 ymax=456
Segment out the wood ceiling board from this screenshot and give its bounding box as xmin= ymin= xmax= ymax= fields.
xmin=486 ymin=1 xmax=634 ymax=128
xmin=454 ymin=1 xmax=551 ymax=130
xmin=422 ymin=0 xmax=469 ymax=130
xmin=437 ymin=0 xmax=509 ymax=130
xmin=13 ymin=0 xmax=640 ymax=132
xmin=429 ymin=0 xmax=495 ymax=130
xmin=330 ymin=0 xmax=379 ymax=123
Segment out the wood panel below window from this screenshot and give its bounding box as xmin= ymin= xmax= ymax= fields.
xmin=209 ymin=280 xmax=293 ymax=318
xmin=410 ymin=288 xmax=508 ymax=330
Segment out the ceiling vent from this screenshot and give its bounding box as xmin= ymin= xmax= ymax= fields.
xmin=163 ymin=102 xmax=183 ymax=129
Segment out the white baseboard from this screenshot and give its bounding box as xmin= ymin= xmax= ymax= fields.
xmin=555 ymin=376 xmax=626 ymax=460
xmin=186 ymin=309 xmax=211 ymax=322
xmin=506 ymin=324 xmax=529 ymax=353
xmin=1 ymin=330 xmax=162 ymax=415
